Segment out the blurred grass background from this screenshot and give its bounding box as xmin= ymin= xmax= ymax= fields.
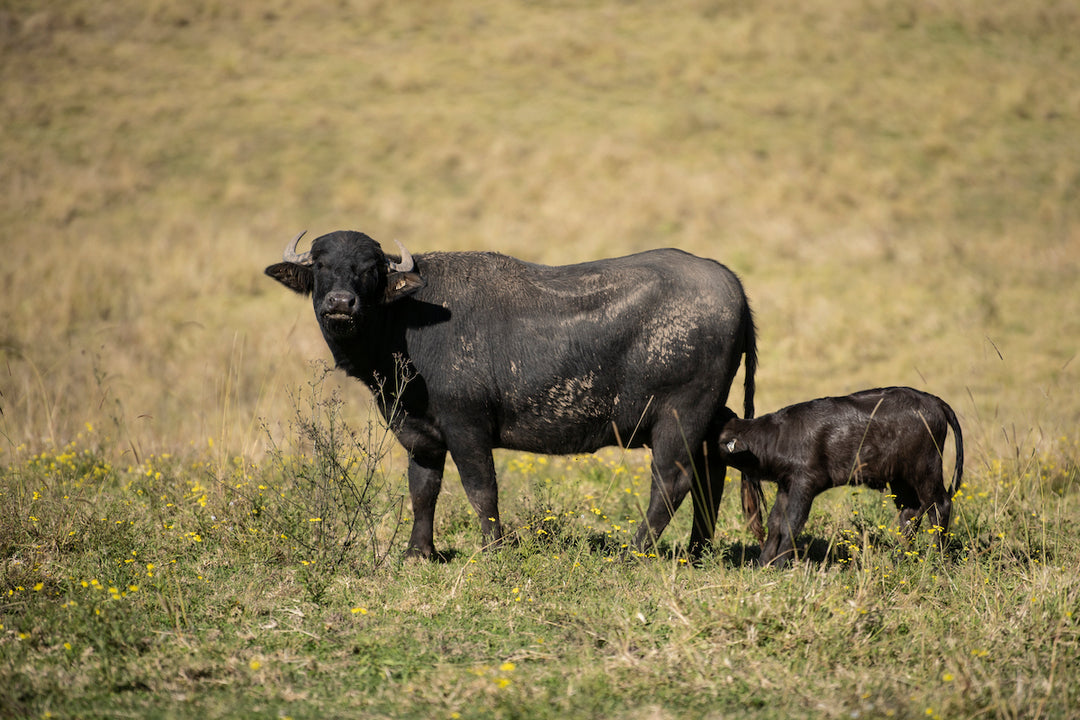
xmin=2 ymin=0 xmax=1078 ymax=462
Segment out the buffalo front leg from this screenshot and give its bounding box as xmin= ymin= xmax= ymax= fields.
xmin=449 ymin=442 xmax=504 ymax=551
xmin=759 ymin=484 xmax=812 ymax=568
xmin=405 ymin=449 xmax=446 ymax=560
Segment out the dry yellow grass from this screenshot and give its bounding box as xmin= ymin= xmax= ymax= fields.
xmin=1 ymin=0 xmax=1078 ymax=460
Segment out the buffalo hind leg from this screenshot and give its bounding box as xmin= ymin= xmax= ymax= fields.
xmin=894 ymin=480 xmax=950 ymax=543
xmin=893 ymin=481 xmax=923 ymax=540
xmin=896 ymin=502 xmax=951 ymax=554
xmin=895 ymin=476 xmax=952 ymax=553
xmin=924 ymin=493 xmax=952 ymax=551
xmin=920 ymin=457 xmax=953 ymax=552
xmin=759 ymin=485 xmax=813 ymax=568
xmin=687 ymin=440 xmax=727 ymax=558
xmin=633 ymin=450 xmax=693 ymax=556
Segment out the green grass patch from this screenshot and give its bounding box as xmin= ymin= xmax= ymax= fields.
xmin=3 ymin=421 xmax=1078 ymax=718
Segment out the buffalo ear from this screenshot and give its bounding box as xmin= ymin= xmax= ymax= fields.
xmin=384 ymin=271 xmax=426 ymax=303
xmin=265 ymin=262 xmax=314 ymax=295
xmin=725 ymin=437 xmax=747 ymax=454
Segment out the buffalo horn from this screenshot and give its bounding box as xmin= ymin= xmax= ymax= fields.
xmin=387 ymin=239 xmax=414 ymax=273
xmin=282 ymin=230 xmax=313 ymax=266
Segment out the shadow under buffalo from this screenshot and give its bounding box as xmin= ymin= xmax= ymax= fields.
xmin=422 ymin=530 xmax=967 ymax=569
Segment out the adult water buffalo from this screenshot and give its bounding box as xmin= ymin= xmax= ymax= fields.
xmin=266 ymin=230 xmax=757 ymax=559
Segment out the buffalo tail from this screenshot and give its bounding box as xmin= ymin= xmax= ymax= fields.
xmin=942 ymin=400 xmax=964 ymax=497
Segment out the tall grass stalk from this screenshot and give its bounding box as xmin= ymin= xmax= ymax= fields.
xmin=257 ymin=363 xmax=407 ymax=599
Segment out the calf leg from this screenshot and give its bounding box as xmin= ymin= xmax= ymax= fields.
xmin=926 ymin=493 xmax=951 ymax=537
xmin=405 ymin=448 xmax=446 ymax=559
xmin=896 ymin=501 xmax=951 ymax=552
xmin=924 ymin=494 xmax=952 ymax=552
xmin=894 ymin=471 xmax=951 ymax=552
xmin=920 ymin=455 xmax=954 ymax=546
xmin=892 ymin=482 xmax=923 ymax=539
xmin=759 ymin=484 xmax=813 ymax=568
xmin=917 ymin=458 xmax=952 ymax=551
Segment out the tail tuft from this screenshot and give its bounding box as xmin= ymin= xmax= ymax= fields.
xmin=741 ymin=474 xmax=766 ymax=543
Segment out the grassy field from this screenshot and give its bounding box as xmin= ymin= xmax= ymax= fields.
xmin=2 ymin=398 xmax=1078 ymax=719
xmin=2 ymin=0 xmax=1080 ymax=717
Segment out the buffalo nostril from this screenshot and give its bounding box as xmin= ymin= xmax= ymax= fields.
xmin=323 ymin=292 xmax=357 ymax=315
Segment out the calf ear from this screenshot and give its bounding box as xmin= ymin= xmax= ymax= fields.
xmin=265 ymin=263 xmax=314 ymax=296
xmin=384 ymin=271 xmax=426 ymax=303
xmin=725 ymin=437 xmax=747 ymax=454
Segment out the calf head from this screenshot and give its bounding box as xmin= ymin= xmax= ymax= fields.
xmin=717 ymin=418 xmax=763 ymax=475
xmin=265 ymin=230 xmax=425 ymax=338
xmin=718 ymin=411 xmax=769 ymax=543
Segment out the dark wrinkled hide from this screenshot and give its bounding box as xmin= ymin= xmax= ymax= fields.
xmin=718 ymin=387 xmax=963 ymax=568
xmin=266 ymin=231 xmax=757 ymax=558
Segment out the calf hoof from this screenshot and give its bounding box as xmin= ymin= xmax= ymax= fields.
xmin=687 ymin=540 xmax=713 ymax=561
xmin=756 ymin=551 xmax=794 ymax=569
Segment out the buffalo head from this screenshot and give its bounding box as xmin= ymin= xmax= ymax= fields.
xmin=265 ymin=230 xmax=425 ymax=338
xmin=716 ymin=414 xmax=766 ymax=476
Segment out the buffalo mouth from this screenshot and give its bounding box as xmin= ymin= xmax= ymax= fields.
xmin=320 ymin=311 xmax=358 ymax=334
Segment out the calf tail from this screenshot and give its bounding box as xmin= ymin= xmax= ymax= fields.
xmin=741 ymin=473 xmax=767 ymax=543
xmin=942 ymin=400 xmax=964 ymax=497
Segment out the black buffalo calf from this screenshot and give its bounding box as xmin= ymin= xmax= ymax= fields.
xmin=718 ymin=387 xmax=963 ymax=567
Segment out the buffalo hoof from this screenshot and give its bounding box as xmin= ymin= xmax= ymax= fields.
xmin=403 ymin=545 xmax=436 ymax=562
